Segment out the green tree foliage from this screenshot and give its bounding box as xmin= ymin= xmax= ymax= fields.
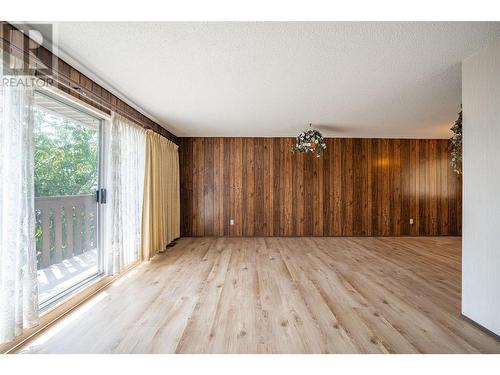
xmin=34 ymin=107 xmax=98 ymax=197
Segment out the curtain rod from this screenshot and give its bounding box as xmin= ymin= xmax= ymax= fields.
xmin=39 ymin=72 xmax=179 ymax=144
xmin=1 ymin=33 xmax=178 ymax=144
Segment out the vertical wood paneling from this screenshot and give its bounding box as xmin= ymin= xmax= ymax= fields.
xmin=266 ymin=139 xmax=274 ymax=236
xmin=1 ymin=22 xmax=178 ymax=143
xmin=410 ymin=139 xmax=420 ymax=236
xmin=391 ymin=140 xmax=401 ymax=236
xmin=283 ymin=138 xmax=293 ymax=236
xmin=203 ymin=138 xmax=215 ymax=236
xmin=380 ymin=139 xmax=390 ymax=236
xmin=292 ymin=149 xmax=304 ymax=236
xmin=438 ymin=140 xmax=449 ymax=235
xmin=243 ymin=138 xmax=255 ymax=236
xmin=399 ymin=140 xmax=410 ymax=235
xmin=419 ymin=140 xmax=428 ymax=235
xmin=371 ymin=139 xmax=381 ymax=235
xmin=253 ymin=138 xmax=264 ymax=236
xmin=352 ymin=139 xmax=363 ymax=236
xmin=429 ymin=140 xmax=438 ymax=234
xmin=314 ymin=149 xmax=324 ymax=236
xmin=214 ymin=138 xmax=224 ymax=236
xmin=332 ymin=139 xmax=342 ymax=235
xmin=362 ymin=139 xmax=373 ymax=236
xmin=272 ymin=139 xmax=282 ymax=236
xmin=303 ymin=153 xmax=314 ymax=236
xmin=193 ymin=138 xmax=204 ymax=236
xmin=180 ymin=138 xmax=462 ymax=237
xmin=323 ymin=139 xmax=332 ymax=236
xmin=233 ymin=138 xmax=243 ymax=236
xmin=342 ymin=139 xmax=353 ymax=236
xmin=223 ymin=138 xmax=232 ymax=235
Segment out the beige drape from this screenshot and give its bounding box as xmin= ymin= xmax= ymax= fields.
xmin=141 ymin=130 xmax=180 ymax=260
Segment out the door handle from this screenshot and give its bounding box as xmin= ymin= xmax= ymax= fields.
xmin=95 ymin=188 xmax=107 ymax=204
xmin=100 ymin=188 xmax=106 ymax=204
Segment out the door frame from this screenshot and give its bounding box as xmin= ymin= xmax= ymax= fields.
xmin=34 ymin=86 xmax=110 ymax=312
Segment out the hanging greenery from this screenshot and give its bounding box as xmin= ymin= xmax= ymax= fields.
xmin=449 ymin=109 xmax=462 ymax=175
xmin=291 ymin=125 xmax=327 ymax=157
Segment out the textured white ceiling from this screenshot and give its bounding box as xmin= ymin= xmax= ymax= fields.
xmin=46 ymin=22 xmax=500 ymax=138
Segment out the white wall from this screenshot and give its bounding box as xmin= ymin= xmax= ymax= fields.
xmin=462 ymin=38 xmax=500 ymax=335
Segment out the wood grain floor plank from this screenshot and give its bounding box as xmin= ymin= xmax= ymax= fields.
xmin=19 ymin=237 xmax=500 ymax=354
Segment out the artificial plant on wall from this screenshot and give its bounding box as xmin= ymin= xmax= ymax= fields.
xmin=450 ymin=109 xmax=462 ymax=175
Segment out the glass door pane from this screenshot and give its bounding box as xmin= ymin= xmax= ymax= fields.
xmin=33 ymin=91 xmax=102 ymax=308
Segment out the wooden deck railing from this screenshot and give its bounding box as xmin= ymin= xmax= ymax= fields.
xmin=35 ymin=194 xmax=97 ymax=270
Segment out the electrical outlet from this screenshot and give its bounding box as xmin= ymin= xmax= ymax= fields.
xmin=409 ymin=218 xmax=414 ymax=225
xmin=230 ymin=219 xmax=235 ymax=225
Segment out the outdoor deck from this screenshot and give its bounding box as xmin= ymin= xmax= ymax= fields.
xmin=38 ymin=249 xmax=98 ymax=304
xmin=36 ymin=194 xmax=98 ymax=305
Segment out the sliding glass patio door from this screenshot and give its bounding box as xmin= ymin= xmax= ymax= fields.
xmin=33 ymin=91 xmax=104 ymax=308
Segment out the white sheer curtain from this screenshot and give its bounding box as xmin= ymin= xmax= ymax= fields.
xmin=0 ymin=79 xmax=39 ymax=344
xmin=103 ymin=112 xmax=146 ymax=275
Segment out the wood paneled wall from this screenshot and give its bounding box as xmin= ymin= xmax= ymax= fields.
xmin=180 ymin=138 xmax=462 ymax=237
xmin=1 ymin=22 xmax=178 ymax=143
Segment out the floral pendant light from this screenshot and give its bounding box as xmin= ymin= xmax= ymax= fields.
xmin=291 ymin=123 xmax=327 ymax=157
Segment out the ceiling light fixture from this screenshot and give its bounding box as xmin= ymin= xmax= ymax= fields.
xmin=291 ymin=123 xmax=327 ymax=157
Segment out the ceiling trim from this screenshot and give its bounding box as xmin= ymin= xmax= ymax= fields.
xmin=49 ymin=35 xmax=177 ymax=136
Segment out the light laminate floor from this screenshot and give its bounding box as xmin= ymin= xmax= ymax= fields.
xmin=20 ymin=237 xmax=500 ymax=354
